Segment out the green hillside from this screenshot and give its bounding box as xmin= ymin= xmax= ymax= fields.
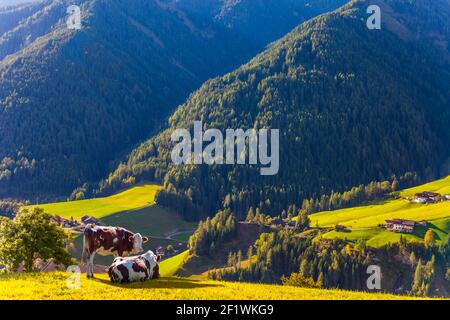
xmin=160 ymin=250 xmax=189 ymax=277
xmin=0 ymin=0 xmax=254 ymax=196
xmin=0 ymin=252 xmax=443 ymax=300
xmin=401 ymin=175 xmax=450 ymax=197
xmin=310 ymin=175 xmax=450 ymax=247
xmin=26 ymin=183 xmax=195 ymax=238
xmin=27 ymin=184 xmax=162 ymax=220
xmin=0 ymin=0 xmax=346 ymax=197
xmin=26 ymin=184 xmax=195 ymax=264
xmin=101 ymin=0 xmax=450 ymax=223
xmin=0 ymin=271 xmax=426 ymax=300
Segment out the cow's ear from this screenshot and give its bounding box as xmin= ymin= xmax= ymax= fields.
xmin=128 ymin=235 xmax=133 ymax=243
xmin=142 ymin=236 xmax=149 ymax=244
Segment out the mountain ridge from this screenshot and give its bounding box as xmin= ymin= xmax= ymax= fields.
xmin=99 ymin=0 xmax=450 ymax=220
xmin=0 ymin=0 xmax=347 ymax=198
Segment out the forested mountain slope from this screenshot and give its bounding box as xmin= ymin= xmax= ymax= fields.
xmin=171 ymin=0 xmax=347 ymax=48
xmin=101 ymin=0 xmax=450 ymax=220
xmin=0 ymin=1 xmax=46 ymax=37
xmin=0 ymin=0 xmax=39 ymax=8
xmin=0 ymin=0 xmax=345 ymax=197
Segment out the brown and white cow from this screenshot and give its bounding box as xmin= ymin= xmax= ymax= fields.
xmin=108 ymin=250 xmax=161 ymax=283
xmin=82 ymin=224 xmax=149 ymax=278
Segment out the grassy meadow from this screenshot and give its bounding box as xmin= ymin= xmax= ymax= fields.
xmin=309 ymin=176 xmax=450 ymax=247
xmin=0 ymin=272 xmax=424 ymax=300
xmin=27 ymin=185 xmax=162 ymax=219
xmin=160 ymin=250 xmax=190 ymax=277
xmin=24 ymin=184 xmax=195 ymax=264
xmin=400 ymin=175 xmax=450 ymax=197
xmin=0 ymin=252 xmax=441 ymax=300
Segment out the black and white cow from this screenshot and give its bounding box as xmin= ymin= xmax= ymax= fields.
xmin=108 ymin=250 xmax=161 ymax=283
xmin=82 ymin=224 xmax=149 ymax=278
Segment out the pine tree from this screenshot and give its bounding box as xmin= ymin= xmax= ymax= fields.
xmin=227 ymin=251 xmax=234 ymax=267
xmin=237 ymin=250 xmax=242 ymax=269
xmin=246 ymin=207 xmax=255 ymax=222
xmin=247 ymin=246 xmax=253 ymax=260
xmin=316 ymin=272 xmax=324 ymax=287
xmin=411 ymin=259 xmax=425 ymax=296
xmin=409 ymin=252 xmax=417 ymax=267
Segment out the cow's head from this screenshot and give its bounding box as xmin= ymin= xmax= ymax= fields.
xmin=129 ymin=233 xmax=149 ymax=253
xmin=140 ymin=250 xmax=160 ymax=278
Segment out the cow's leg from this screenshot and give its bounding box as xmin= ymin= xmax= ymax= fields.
xmin=88 ymin=252 xmax=96 ymax=278
xmin=85 ymin=252 xmax=92 ymax=278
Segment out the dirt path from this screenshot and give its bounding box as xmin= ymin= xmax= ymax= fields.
xmin=150 ymin=228 xmax=195 ymax=242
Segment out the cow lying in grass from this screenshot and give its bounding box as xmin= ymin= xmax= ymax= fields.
xmin=83 ymin=224 xmax=149 ymax=278
xmin=108 ymin=250 xmax=161 ymax=283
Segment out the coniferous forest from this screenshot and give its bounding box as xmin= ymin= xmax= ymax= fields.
xmin=96 ymin=0 xmax=450 ymax=223
xmin=0 ymin=0 xmax=347 ymax=197
xmin=0 ymin=0 xmax=450 ymax=300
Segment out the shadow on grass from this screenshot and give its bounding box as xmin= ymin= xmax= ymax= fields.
xmin=365 ymin=199 xmax=393 ymax=207
xmin=427 ymin=223 xmax=447 ymax=235
xmin=413 ymin=225 xmax=443 ymax=241
xmin=91 ymin=276 xmax=223 ymax=289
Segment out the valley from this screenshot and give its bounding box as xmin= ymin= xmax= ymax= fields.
xmin=6 ymin=175 xmax=447 ymax=298
xmin=0 ymin=0 xmax=449 ymax=301
xmin=27 ymin=184 xmax=195 ymax=264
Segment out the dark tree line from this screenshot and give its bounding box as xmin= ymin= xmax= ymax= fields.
xmin=0 ymin=199 xmax=28 ymax=218
xmin=188 ymin=209 xmax=237 ymax=256
xmin=209 ymin=230 xmax=450 ymax=297
xmin=296 ymin=174 xmax=419 ymax=215
xmin=209 ymin=230 xmax=372 ymax=290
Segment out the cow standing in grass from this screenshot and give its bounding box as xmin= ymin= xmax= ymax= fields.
xmin=108 ymin=250 xmax=161 ymax=283
xmin=82 ymin=224 xmax=149 ymax=278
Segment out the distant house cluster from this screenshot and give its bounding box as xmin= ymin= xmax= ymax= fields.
xmin=81 ymin=215 xmax=98 ymax=225
xmin=52 ymin=216 xmax=78 ymax=228
xmin=409 ymin=191 xmax=450 ymax=204
xmin=52 ymin=215 xmax=99 ymax=232
xmin=385 ymin=218 xmax=427 ymax=234
xmin=270 ymin=218 xmax=296 ymax=229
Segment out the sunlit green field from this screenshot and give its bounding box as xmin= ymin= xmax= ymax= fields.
xmin=100 ymin=205 xmax=195 ymax=238
xmin=24 ymin=184 xmax=195 ymax=264
xmin=27 ymin=185 xmax=162 ymax=219
xmin=161 ymin=251 xmax=189 ymax=277
xmin=400 ymin=175 xmax=450 ymax=197
xmin=0 ymin=272 xmax=424 ymax=300
xmin=309 ymin=176 xmax=450 ymax=247
xmin=322 ymin=217 xmax=450 ymax=247
xmin=70 ymin=206 xmax=196 ymax=265
xmin=0 ymin=252 xmax=438 ymax=300
xmin=310 ymin=200 xmax=450 ymax=229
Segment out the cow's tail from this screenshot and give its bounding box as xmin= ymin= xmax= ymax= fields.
xmin=81 ymin=224 xmax=94 ymax=263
